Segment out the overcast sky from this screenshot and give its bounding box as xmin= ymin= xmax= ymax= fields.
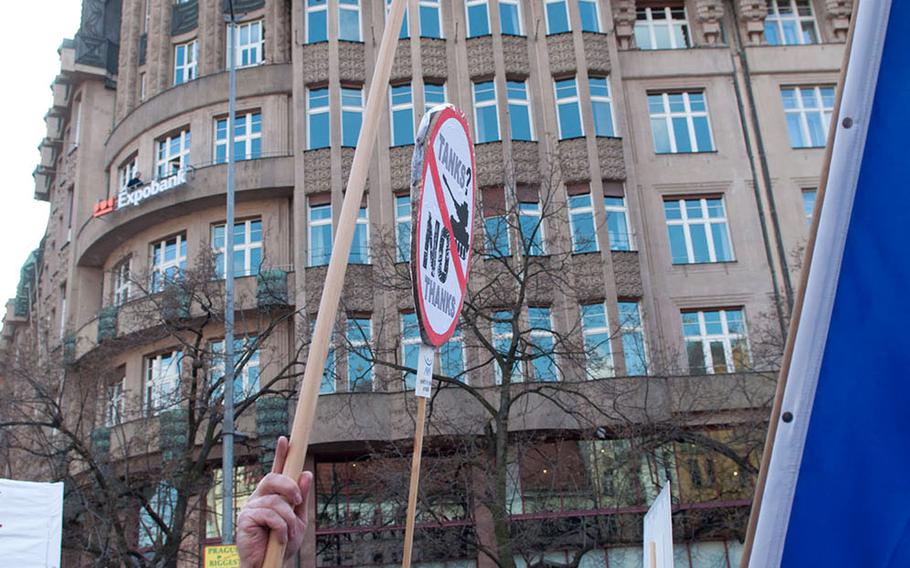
xmin=0 ymin=3 xmax=83 ymax=307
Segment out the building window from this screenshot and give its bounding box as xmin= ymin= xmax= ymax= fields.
xmin=306 ymin=0 xmax=328 ymax=43
xmin=308 ymin=199 xmax=332 ymax=266
xmin=682 ymin=309 xmax=749 ymax=374
xmin=618 ymin=301 xmax=648 ymax=376
xmin=212 ymin=218 xmax=263 ymax=278
xmin=419 ymin=0 xmax=442 ymax=38
xmin=139 ymin=483 xmax=177 ymax=548
xmin=518 ymin=198 xmax=545 ymax=256
xmin=156 ymin=129 xmax=191 ymax=179
xmin=205 ymin=467 xmax=258 ymax=540
xmin=104 ymin=378 xmax=125 ymax=427
xmin=71 ymin=97 xmax=82 ymax=151
xmin=214 ymin=111 xmax=262 ymax=163
xmin=59 ymin=283 xmax=67 ymax=339
xmin=112 ymin=257 xmax=131 ymax=307
xmin=635 ymin=4 xmax=690 ymax=50
xmin=801 ymin=188 xmax=817 ymax=225
xmin=401 ymin=312 xmax=420 ymax=390
xmin=545 ymin=0 xmax=570 ymax=34
xmin=231 ymin=20 xmax=264 ymax=68
xmin=396 ymin=195 xmax=411 ymax=262
xmin=349 ymin=206 xmax=370 ymax=264
xmin=347 ymin=317 xmax=373 ymax=391
xmin=483 ymin=187 xmax=510 ymax=257
xmin=528 ymin=307 xmax=557 ymax=381
xmin=210 ymin=338 xmax=261 ymax=402
xmin=492 ymin=310 xmax=521 ymax=383
xmin=386 ymin=0 xmax=409 ymax=39
xmin=568 ymin=189 xmax=598 ymax=253
xmin=781 ymin=86 xmax=834 ymax=148
xmin=579 ymin=0 xmax=601 ymax=32
xmin=118 ymin=155 xmax=139 ymax=192
xmin=341 ymin=87 xmax=363 ymax=147
xmin=145 ymin=351 xmax=182 ymax=415
xmin=338 ymin=0 xmax=361 ymax=42
xmin=507 ymin=80 xmax=533 ymax=141
xmin=424 ymin=82 xmax=446 ymax=112
xmin=555 ymin=78 xmax=584 ymax=139
xmin=473 ymin=81 xmax=500 ymax=143
xmin=173 ymin=40 xmax=198 ymax=85
xmin=605 ymin=196 xmax=632 ymax=251
xmin=139 ymin=72 xmax=147 ymax=101
xmin=648 ymin=91 xmax=714 ymax=154
xmin=311 ymin=321 xmax=337 ymax=394
xmin=664 ymin=197 xmax=733 ymax=264
xmin=441 ymin=327 xmax=465 ymax=381
xmin=589 ymin=76 xmax=615 ymax=137
xmin=390 ymin=84 xmax=415 ymax=146
xmin=466 ymin=0 xmax=490 ymax=37
xmin=581 ymin=303 xmax=613 ymax=379
xmin=500 ymin=0 xmax=523 ymax=35
xmin=764 ymin=0 xmax=818 ymax=46
xmin=307 ymin=87 xmax=330 ymax=150
xmin=150 ymin=233 xmax=187 ymax=292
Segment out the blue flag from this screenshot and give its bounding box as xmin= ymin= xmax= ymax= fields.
xmin=749 ymin=1 xmax=910 ymax=566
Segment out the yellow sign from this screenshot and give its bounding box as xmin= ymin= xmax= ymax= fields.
xmin=204 ymin=545 xmax=240 ymax=568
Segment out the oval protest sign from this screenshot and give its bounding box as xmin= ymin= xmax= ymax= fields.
xmin=411 ymin=105 xmax=476 ymax=347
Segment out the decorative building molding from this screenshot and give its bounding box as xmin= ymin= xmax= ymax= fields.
xmin=738 ymin=0 xmax=769 ymax=45
xmin=583 ymin=33 xmax=612 ymax=75
xmin=302 ymin=42 xmax=329 ymax=85
xmin=502 ymin=35 xmax=530 ymax=77
xmin=390 ymin=145 xmax=413 ymax=192
xmin=612 ymin=0 xmax=636 ymax=50
xmin=557 ymin=138 xmax=590 ymax=183
xmin=466 ymin=36 xmax=496 ymax=79
xmin=475 ymin=142 xmax=505 ymax=188
xmin=612 ymin=251 xmax=643 ymax=297
xmin=695 ymin=0 xmax=726 ymax=45
xmin=390 ymin=39 xmax=412 ymax=83
xmin=597 ymin=137 xmax=626 ymax=181
xmin=420 ymin=38 xmax=448 ymax=80
xmin=546 ymin=33 xmax=577 ymax=76
xmin=825 ymin=0 xmax=853 ymax=41
xmin=511 ymin=141 xmax=540 ymax=185
xmin=337 ymin=41 xmax=366 ymax=84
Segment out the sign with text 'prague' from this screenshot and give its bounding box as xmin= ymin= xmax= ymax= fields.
xmin=411 ymin=105 xmax=476 ymax=348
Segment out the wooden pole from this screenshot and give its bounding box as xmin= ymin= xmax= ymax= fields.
xmin=401 ymin=396 xmax=428 ymax=568
xmin=649 ymin=541 xmax=657 ymax=568
xmin=738 ymin=2 xmax=859 ymax=566
xmin=260 ymin=1 xmax=408 ymax=565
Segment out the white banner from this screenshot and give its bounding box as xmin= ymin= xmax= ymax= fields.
xmin=643 ymin=483 xmax=674 ymax=568
xmin=0 ymin=479 xmax=64 ymax=568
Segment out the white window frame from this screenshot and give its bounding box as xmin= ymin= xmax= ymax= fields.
xmin=518 ymin=200 xmax=545 ymax=255
xmin=145 ymin=351 xmax=182 ymax=415
xmin=306 ymin=0 xmax=328 ymax=43
xmin=649 ymin=91 xmax=714 ymax=153
xmin=389 ymin=84 xmax=415 ymax=146
xmin=440 ymin=328 xmax=466 ymax=383
xmin=212 ymin=218 xmax=263 ymax=278
xmin=112 ymin=257 xmax=132 ymax=307
xmin=618 ymin=300 xmax=648 ymax=376
xmin=139 ymin=72 xmax=147 ymax=101
xmin=683 ymin=309 xmax=749 ymax=374
xmin=395 ymin=194 xmax=411 ymax=262
xmin=465 ymin=0 xmax=490 ymax=38
xmin=802 ymin=188 xmax=817 ymax=225
xmin=401 ymin=313 xmax=420 ymax=389
xmin=308 ymin=201 xmax=332 ymax=266
xmin=230 ymin=19 xmax=264 ymax=68
xmin=664 ymin=197 xmax=734 ymax=264
xmin=581 ymin=302 xmax=614 ymax=379
xmin=71 ymin=96 xmax=82 ymax=151
xmin=765 ymin=0 xmax=818 ymax=46
xmin=338 ymin=0 xmax=362 ymax=42
xmin=105 ymin=378 xmax=125 ymax=427
xmin=492 ymin=311 xmax=522 ymax=384
xmin=155 ymin=129 xmax=191 ymax=179
xmin=173 ymin=40 xmax=198 ymax=85
xmin=579 ymin=0 xmax=601 ymax=33
xmin=589 ymin=76 xmax=616 ymax=137
xmin=782 ymin=86 xmax=834 ymax=148
xmin=118 ymin=155 xmax=139 ymax=192
xmin=528 ymin=307 xmax=558 ymax=381
xmin=341 ymin=87 xmax=364 ymax=147
xmin=635 ymin=6 xmax=690 ymax=50
xmin=544 ymin=0 xmax=570 ymax=34
xmin=150 ymin=233 xmax=187 ymax=291
xmin=306 ymin=87 xmax=330 ymax=150
xmin=472 ymin=80 xmax=500 ymax=143
xmin=604 ymin=196 xmax=634 ymax=251
xmin=210 ymin=338 xmax=261 ymax=401
xmin=214 ymin=111 xmax=262 ymax=163
xmin=506 ymin=80 xmax=534 ymax=141
xmin=347 ymin=317 xmax=373 ymax=391
xmin=419 ymin=0 xmax=443 ymax=38
xmin=554 ymin=77 xmax=583 ymax=139
xmin=59 ymin=284 xmax=67 ymax=340
xmin=350 ymin=206 xmax=370 ymax=264
xmin=498 ymin=0 xmax=523 ymax=35
xmin=424 ymin=82 xmax=446 ymax=114
xmin=568 ymin=192 xmax=599 ymax=253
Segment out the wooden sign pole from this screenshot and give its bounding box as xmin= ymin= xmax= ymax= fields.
xmin=260 ymin=1 xmax=408 ymax=566
xmin=402 ymin=343 xmax=435 ymax=568
xmin=649 ymin=541 xmax=657 ymax=568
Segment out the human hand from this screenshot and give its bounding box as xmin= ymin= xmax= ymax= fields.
xmin=236 ymin=436 xmax=313 ymax=568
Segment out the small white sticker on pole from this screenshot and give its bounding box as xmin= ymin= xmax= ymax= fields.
xmin=415 ymin=343 xmax=435 ymax=398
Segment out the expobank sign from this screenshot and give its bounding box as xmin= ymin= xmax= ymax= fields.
xmin=92 ymin=168 xmax=189 ymax=218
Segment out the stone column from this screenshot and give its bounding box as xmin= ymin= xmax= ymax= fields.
xmin=267 ymin=0 xmax=292 ymax=64
xmin=147 ymin=0 xmax=174 ymax=95
xmin=825 ymin=0 xmax=853 ymax=42
xmin=738 ymin=0 xmax=769 ymax=45
xmin=611 ymin=0 xmax=636 ymax=49
xmin=116 ymin=0 xmax=142 ymax=120
xmin=695 ymin=0 xmax=725 ymax=45
xmin=199 ymin=0 xmax=222 ymax=76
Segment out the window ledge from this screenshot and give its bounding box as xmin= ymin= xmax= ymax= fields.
xmin=671 ymin=260 xmax=737 ymax=267
xmin=655 ymin=150 xmax=719 ymax=156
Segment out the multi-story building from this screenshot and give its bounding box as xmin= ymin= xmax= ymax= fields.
xmin=1 ymin=0 xmax=850 ymax=566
